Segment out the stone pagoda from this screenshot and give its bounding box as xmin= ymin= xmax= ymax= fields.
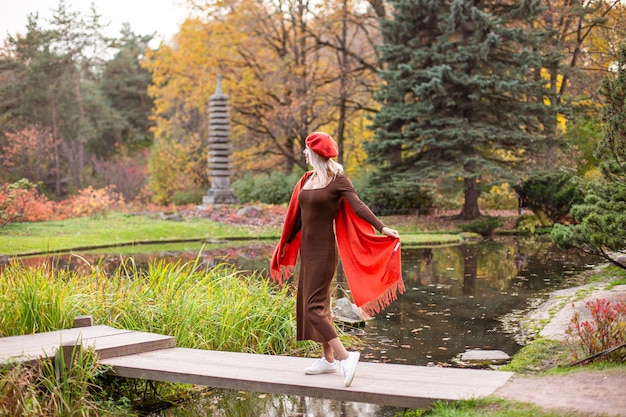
xmin=202 ymin=76 xmax=238 ymax=205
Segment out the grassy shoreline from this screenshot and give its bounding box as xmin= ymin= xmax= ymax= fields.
xmin=0 ymin=213 xmax=277 ymax=255
xmin=0 ymin=212 xmax=466 ymax=256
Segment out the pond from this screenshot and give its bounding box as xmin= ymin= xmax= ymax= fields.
xmin=21 ymin=237 xmax=600 ymax=416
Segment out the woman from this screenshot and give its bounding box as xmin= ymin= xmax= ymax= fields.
xmin=270 ymin=132 xmax=404 ymax=387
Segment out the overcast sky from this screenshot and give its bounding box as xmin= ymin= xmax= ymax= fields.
xmin=0 ymin=0 xmax=190 ymax=45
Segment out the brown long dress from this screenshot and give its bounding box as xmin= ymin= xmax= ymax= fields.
xmin=294 ymin=173 xmax=385 ymax=342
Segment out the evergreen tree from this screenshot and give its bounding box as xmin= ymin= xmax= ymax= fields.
xmin=551 ymin=45 xmax=626 ymax=270
xmin=369 ymin=0 xmax=555 ymax=219
xmin=0 ymin=17 xmax=62 ymax=132
xmin=0 ymin=1 xmax=112 ymax=194
xmin=98 ymin=24 xmax=155 ymax=156
xmin=0 ymin=16 xmax=70 ymax=195
xmin=0 ymin=2 xmax=154 ymax=197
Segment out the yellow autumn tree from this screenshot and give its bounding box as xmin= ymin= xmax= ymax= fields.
xmin=143 ymin=18 xmax=231 ymax=204
xmin=305 ymin=0 xmax=382 ymax=177
xmin=583 ymin=2 xmax=626 ymax=76
xmin=534 ymin=0 xmax=624 ymax=106
xmin=530 ymin=0 xmax=626 ymax=172
xmin=143 ymin=0 xmax=388 ymax=203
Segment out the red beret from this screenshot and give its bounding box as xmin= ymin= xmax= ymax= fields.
xmin=305 ymin=132 xmax=338 ymax=159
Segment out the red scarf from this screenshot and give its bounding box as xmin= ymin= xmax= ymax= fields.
xmin=270 ymin=172 xmax=405 ymax=318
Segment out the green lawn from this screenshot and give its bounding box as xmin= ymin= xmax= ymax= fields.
xmin=0 ymin=212 xmax=280 ymax=255
xmin=0 ymin=212 xmax=467 ymax=256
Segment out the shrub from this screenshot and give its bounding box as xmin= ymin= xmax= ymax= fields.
xmin=233 ymin=172 xmax=303 ymax=204
xmin=0 ymin=127 xmax=59 ymax=192
xmin=514 ymin=170 xmax=583 ymax=223
xmin=56 ymin=186 xmax=126 ymax=219
xmin=516 ymin=211 xmax=553 ymax=234
xmin=355 ymin=172 xmax=433 ymax=215
xmin=0 ymin=179 xmax=55 ymax=226
xmin=172 ymin=188 xmax=206 ymax=205
xmin=566 ymin=298 xmax=626 ymax=363
xmin=459 ymin=216 xmax=502 ymax=237
xmin=92 ymin=149 xmax=148 ymax=202
xmin=479 ymin=183 xmax=518 ymax=210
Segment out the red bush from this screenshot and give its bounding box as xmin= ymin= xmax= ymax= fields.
xmin=566 ymin=298 xmax=626 ymax=363
xmin=0 ymin=179 xmax=55 ymax=225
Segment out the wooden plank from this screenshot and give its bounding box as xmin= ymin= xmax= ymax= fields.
xmin=88 ymin=332 xmax=176 ymax=359
xmin=73 ymin=315 xmax=94 ymax=328
xmin=0 ymin=326 xmax=175 ymax=363
xmin=102 ymin=348 xmax=514 ymax=409
xmin=0 ymin=325 xmax=126 ymax=361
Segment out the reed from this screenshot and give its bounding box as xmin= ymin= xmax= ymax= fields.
xmin=0 ymin=264 xmax=73 ymax=335
xmin=0 ymin=347 xmax=128 ymax=416
xmin=0 ymin=257 xmax=333 ymax=415
xmin=0 ymin=257 xmax=309 ymax=355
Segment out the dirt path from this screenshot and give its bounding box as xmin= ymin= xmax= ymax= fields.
xmin=495 ymin=369 xmax=626 ymax=416
xmin=494 ymin=282 xmax=626 ymax=416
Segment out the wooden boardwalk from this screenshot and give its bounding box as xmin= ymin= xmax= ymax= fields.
xmin=0 ymin=324 xmax=175 ymax=363
xmin=1 ymin=324 xmax=513 ymax=409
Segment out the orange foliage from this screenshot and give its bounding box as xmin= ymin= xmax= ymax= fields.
xmin=142 ymin=18 xmax=226 ymax=204
xmin=143 ymin=1 xmax=381 ymax=195
xmin=55 ymin=186 xmax=127 ymax=219
xmin=0 ymin=178 xmax=292 ymax=227
xmin=0 ymin=181 xmax=55 ymax=224
xmin=0 ymin=181 xmax=129 ymax=224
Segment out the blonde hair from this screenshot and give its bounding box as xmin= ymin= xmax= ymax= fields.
xmin=307 ymin=146 xmax=344 ymax=186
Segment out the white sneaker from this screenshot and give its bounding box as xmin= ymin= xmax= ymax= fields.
xmin=304 ymin=358 xmax=338 ymax=375
xmin=340 ymin=351 xmax=360 ymax=387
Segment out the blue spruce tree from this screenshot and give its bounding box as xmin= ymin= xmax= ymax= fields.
xmin=369 ymin=0 xmax=556 ymax=219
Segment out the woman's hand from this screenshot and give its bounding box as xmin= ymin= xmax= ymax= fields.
xmin=381 ymin=226 xmax=400 ymax=239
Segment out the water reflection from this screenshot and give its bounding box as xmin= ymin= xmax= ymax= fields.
xmin=352 ymin=237 xmax=596 ymax=367
xmin=155 ymin=390 xmax=398 ymax=417
xmin=16 ymin=237 xmax=599 ymax=417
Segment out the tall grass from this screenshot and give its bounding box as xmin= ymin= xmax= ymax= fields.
xmin=0 ymin=263 xmax=74 ymax=334
xmin=0 ymin=347 xmax=129 ymax=417
xmin=0 ymin=257 xmax=309 ymax=355
xmin=0 ymin=257 xmax=335 ymax=415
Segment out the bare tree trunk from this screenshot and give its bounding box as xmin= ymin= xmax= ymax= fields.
xmin=51 ymin=96 xmax=61 ymax=198
xmin=367 ymin=0 xmax=386 ymax=18
xmin=285 ymin=135 xmax=296 ymax=173
xmin=337 ymin=96 xmax=347 ymax=165
xmin=336 ymin=0 xmax=349 ymax=165
xmin=69 ymin=58 xmax=85 ymax=188
xmin=459 ymin=177 xmax=481 ymax=220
